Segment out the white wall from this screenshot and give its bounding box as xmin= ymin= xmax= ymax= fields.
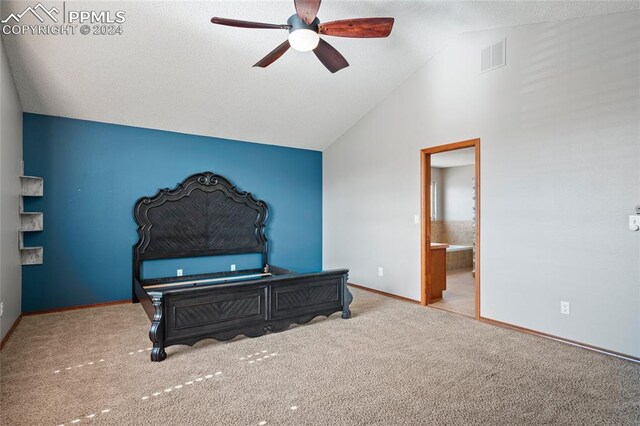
xmin=324 ymin=12 xmax=640 ymax=357
xmin=0 ymin=38 xmax=23 ymax=342
xmin=441 ymin=165 xmax=474 ymax=221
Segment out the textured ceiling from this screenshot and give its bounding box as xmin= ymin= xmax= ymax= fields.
xmin=3 ymin=1 xmax=640 ymax=151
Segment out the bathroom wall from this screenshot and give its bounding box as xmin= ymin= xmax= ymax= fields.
xmin=442 ymin=165 xmax=474 ymax=222
xmin=431 ymin=164 xmax=475 ymax=270
xmin=431 ymin=164 xmax=474 ymax=245
xmin=431 ymin=221 xmax=473 ymax=246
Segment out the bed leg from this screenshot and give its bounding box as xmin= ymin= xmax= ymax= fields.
xmin=149 ymin=294 xmax=167 ymax=362
xmin=342 ymin=277 xmax=353 ymax=319
xmin=151 ymin=346 xmax=167 ymax=362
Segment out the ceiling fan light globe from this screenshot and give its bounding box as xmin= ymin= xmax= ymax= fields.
xmin=288 ymin=29 xmax=320 ymax=52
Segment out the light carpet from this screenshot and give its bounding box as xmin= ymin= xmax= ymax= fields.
xmin=1 ymin=288 xmax=638 ymax=425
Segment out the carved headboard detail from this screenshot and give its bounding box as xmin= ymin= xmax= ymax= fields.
xmin=133 ymin=172 xmax=268 ymax=279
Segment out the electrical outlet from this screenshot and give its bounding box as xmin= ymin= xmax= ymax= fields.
xmin=177 ymin=269 xmax=183 ymax=277
xmin=414 ymin=215 xmax=419 ymax=224
xmin=378 ymin=267 xmax=384 ymax=277
xmin=230 ymin=264 xmax=236 ymax=272
xmin=560 ymin=301 xmax=570 ymax=315
xmin=0 ymin=302 xmax=3 ymax=317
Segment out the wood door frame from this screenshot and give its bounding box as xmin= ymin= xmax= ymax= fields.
xmin=420 ymin=138 xmax=480 ymax=319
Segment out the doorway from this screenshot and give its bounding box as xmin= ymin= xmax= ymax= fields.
xmin=420 ymin=139 xmax=480 ymax=319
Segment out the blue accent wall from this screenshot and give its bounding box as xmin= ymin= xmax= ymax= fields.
xmin=22 ymin=114 xmax=322 ymax=312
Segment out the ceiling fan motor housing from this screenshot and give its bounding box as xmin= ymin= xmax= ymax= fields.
xmin=287 ymin=14 xmax=320 ymax=34
xmin=287 ymin=14 xmax=321 ymax=52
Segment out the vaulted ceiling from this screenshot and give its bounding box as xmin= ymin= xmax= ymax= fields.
xmin=3 ymin=1 xmax=639 ymax=150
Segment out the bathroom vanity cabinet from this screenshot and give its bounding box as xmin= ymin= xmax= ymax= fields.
xmin=429 ymin=243 xmax=448 ymax=302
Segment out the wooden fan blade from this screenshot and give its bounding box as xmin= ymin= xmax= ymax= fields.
xmin=211 ymin=17 xmax=291 ymax=30
xmin=254 ymin=40 xmax=291 ymax=68
xmin=313 ymin=39 xmax=349 ymax=73
xmin=294 ymin=0 xmax=321 ymax=25
xmin=319 ymin=17 xmax=394 ymax=38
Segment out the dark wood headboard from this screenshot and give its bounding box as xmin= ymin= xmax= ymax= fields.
xmin=133 ymin=172 xmax=268 ymax=281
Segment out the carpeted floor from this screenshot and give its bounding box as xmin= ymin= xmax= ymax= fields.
xmin=1 ymin=287 xmax=639 ymax=426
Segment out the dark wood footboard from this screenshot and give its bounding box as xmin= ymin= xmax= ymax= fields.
xmin=137 ymin=269 xmax=351 ymax=361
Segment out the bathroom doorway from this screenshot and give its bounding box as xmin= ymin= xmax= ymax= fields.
xmin=420 ymin=139 xmax=480 ymax=319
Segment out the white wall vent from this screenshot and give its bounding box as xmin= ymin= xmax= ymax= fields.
xmin=481 ymin=39 xmax=506 ymax=73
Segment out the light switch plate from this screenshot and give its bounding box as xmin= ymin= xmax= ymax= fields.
xmin=629 ymin=215 xmax=640 ymax=231
xmin=177 ymin=269 xmax=183 ymax=277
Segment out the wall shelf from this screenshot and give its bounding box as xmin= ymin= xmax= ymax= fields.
xmin=19 ymin=170 xmax=44 ymax=265
xmin=20 ymin=212 xmax=43 ymax=232
xmin=20 ymin=175 xmax=43 ymax=197
xmin=20 ymin=246 xmax=43 ymax=265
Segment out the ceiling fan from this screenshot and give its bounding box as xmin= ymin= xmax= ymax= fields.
xmin=211 ymin=0 xmax=394 ymax=73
